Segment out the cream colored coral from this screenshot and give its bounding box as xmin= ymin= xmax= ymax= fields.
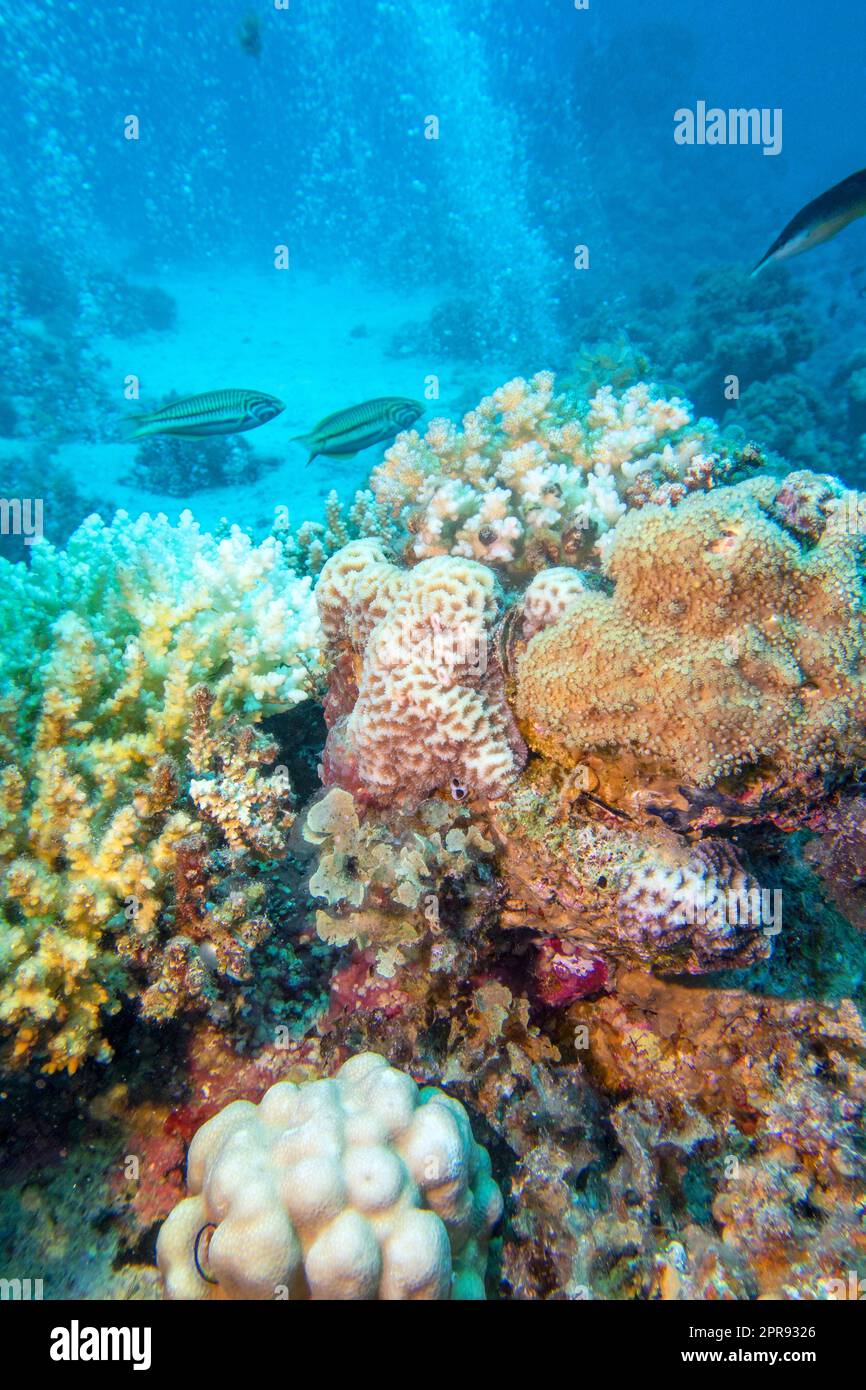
xmin=157 ymin=1052 xmax=502 ymax=1300
xmin=370 ymin=375 xmax=726 ymax=578
xmin=316 ymin=541 xmax=526 ymax=805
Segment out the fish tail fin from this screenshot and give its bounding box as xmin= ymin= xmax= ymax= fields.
xmin=291 ymin=432 xmax=318 ymax=464
xmin=119 ymin=412 xmax=153 ymax=441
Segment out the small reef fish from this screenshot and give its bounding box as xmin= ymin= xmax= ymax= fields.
xmin=237 ymin=11 xmax=262 ymax=59
xmin=122 ymin=389 xmax=285 ymax=440
xmin=752 ymin=167 xmax=866 ymax=274
xmin=294 ymin=397 xmax=424 ymax=464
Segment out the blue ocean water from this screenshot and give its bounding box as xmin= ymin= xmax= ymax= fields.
xmin=1 ymin=0 xmax=864 ymax=540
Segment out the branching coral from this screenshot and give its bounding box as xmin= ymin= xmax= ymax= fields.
xmin=126 ymin=687 xmax=296 ymax=1026
xmin=514 ymin=471 xmax=866 ymax=801
xmin=0 ymin=511 xmax=321 ymax=1072
xmin=369 ymin=374 xmax=734 ymax=580
xmin=315 ymin=539 xmax=526 ymax=807
xmin=273 ymin=488 xmax=398 ymax=579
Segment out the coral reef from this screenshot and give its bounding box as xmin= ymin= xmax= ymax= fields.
xmin=558 ymin=972 xmax=866 ymax=1301
xmin=489 ymin=761 xmax=771 ymax=977
xmin=613 ymin=264 xmax=818 ymax=425
xmin=514 ymin=471 xmax=866 ymax=802
xmin=273 ymin=488 xmax=397 ymax=579
xmin=370 ymin=374 xmax=740 ymax=580
xmin=302 ymin=786 xmax=496 ymax=976
xmin=123 ymin=432 xmax=279 ymax=495
xmin=3 ymin=358 xmax=866 ymax=1309
xmin=0 ymin=511 xmax=322 ymax=1072
xmin=157 ymin=1051 xmax=502 ymax=1299
xmin=316 ymin=539 xmax=526 ymax=806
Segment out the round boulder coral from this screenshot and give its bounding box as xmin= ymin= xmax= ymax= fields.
xmin=156 ymin=1052 xmax=502 ymax=1300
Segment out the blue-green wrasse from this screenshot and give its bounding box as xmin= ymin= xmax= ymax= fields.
xmin=122 ymin=389 xmax=285 ymax=440
xmin=294 ymin=396 xmax=424 ymax=464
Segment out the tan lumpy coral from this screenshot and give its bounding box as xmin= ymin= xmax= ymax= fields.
xmin=157 ymin=1051 xmax=502 ymax=1300
xmin=514 ymin=472 xmax=866 ymax=794
xmin=315 ymin=539 xmax=526 ymax=807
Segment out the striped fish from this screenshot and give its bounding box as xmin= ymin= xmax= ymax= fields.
xmin=753 ymin=167 xmax=866 ymax=275
xmin=294 ymin=396 xmax=424 ymax=464
xmin=122 ymin=389 xmax=285 ymax=440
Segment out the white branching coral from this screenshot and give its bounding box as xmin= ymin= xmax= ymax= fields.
xmin=315 ymin=540 xmax=526 ymax=808
xmin=370 ymin=374 xmax=727 ymax=579
xmin=157 ymin=1051 xmax=503 ymax=1300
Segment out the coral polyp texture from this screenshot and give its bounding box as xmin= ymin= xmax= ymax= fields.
xmin=315 ymin=538 xmax=526 ymax=807
xmin=370 ymin=373 xmax=734 ymax=580
xmin=157 ymin=1051 xmax=502 ymax=1300
xmin=490 ymin=761 xmax=771 ymax=976
xmin=514 ymin=471 xmax=866 ymax=799
xmin=0 ymin=511 xmax=321 ymax=1071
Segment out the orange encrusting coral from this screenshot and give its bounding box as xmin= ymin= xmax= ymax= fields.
xmin=515 ymin=472 xmax=866 ymax=795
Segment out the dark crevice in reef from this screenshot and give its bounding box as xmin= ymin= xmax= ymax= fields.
xmin=262 ymin=699 xmax=328 ymax=808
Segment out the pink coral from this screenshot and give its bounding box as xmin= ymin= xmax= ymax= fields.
xmin=315 ymin=540 xmax=526 ymax=808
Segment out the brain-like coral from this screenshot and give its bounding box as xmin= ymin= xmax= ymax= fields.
xmin=370 ymin=373 xmax=732 ymax=579
xmin=315 ymin=538 xmax=526 ymax=807
xmin=157 ymin=1051 xmax=502 ymax=1300
xmin=514 ymin=471 xmax=866 ymax=798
